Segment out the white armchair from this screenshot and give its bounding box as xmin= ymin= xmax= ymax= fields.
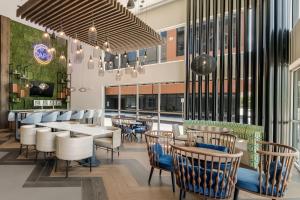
xmin=94 ymin=127 xmax=121 ymax=162
xmin=19 ymin=125 xmax=51 ymax=158
xmin=35 ymin=128 xmax=56 ymax=161
xmin=56 ymin=132 xmax=93 ymax=177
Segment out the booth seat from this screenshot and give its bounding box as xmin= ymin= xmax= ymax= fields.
xmin=183 ymin=120 xmax=264 ymax=169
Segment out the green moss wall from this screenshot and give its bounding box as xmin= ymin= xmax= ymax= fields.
xmin=9 ymin=21 xmax=67 ymax=110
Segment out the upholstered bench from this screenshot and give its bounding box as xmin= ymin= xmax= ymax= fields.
xmin=183 ymin=120 xmax=264 ymax=169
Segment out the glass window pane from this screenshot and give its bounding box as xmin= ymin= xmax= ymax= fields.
xmin=176 ymin=27 xmax=185 ymax=56
xmin=104 ymin=52 xmax=118 ymax=70
xmin=105 ymin=86 xmax=119 ymax=110
xmin=160 ymin=31 xmax=167 ymax=63
xmin=139 ymin=46 xmax=158 ymax=65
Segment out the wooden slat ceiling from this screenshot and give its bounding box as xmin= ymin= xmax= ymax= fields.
xmin=16 ymin=0 xmax=163 ymax=52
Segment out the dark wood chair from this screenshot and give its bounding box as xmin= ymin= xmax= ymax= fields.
xmin=234 ymin=141 xmax=299 ymax=200
xmin=171 ymin=144 xmax=243 ymax=200
xmin=145 ymin=131 xmax=175 ymax=192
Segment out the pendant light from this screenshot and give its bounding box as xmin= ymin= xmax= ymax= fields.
xmin=59 ymin=51 xmax=66 ymax=65
xmin=124 ymin=51 xmax=127 ymax=58
xmin=42 ymin=28 xmax=50 ymax=46
xmin=88 ymin=9 xmax=97 ymax=43
xmin=75 ymin=45 xmax=84 ymax=63
xmin=127 ymin=0 xmax=135 ymax=9
xmin=88 ymin=55 xmax=94 ymax=69
xmin=71 ymin=34 xmax=79 ymax=53
xmin=116 ymin=69 xmax=121 ymax=81
xmin=103 ymin=36 xmax=111 ymax=52
xmin=47 ymin=43 xmax=56 ymax=56
xmin=98 ymin=56 xmax=104 ymax=76
xmin=131 ymin=67 xmax=138 ymax=78
xmin=109 ymin=60 xmax=113 ymax=69
xmin=144 ymin=50 xmax=147 ymax=59
xmin=57 ymin=24 xmax=66 ymax=45
xmin=93 ymin=42 xmax=101 ymax=57
xmin=125 ymin=60 xmax=132 ymax=74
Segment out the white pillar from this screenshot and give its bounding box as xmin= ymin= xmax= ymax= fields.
xmin=158 ymin=83 xmax=161 ymax=131
xmin=118 ymin=85 xmax=121 ymax=116
xmin=136 ymin=84 xmax=139 ymax=118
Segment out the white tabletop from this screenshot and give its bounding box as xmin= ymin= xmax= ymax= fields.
xmin=37 ymin=122 xmax=113 ymax=137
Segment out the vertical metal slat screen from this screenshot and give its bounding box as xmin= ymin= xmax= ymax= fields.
xmin=185 ymin=0 xmax=291 ymax=143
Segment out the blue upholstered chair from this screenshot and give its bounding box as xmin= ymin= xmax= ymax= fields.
xmin=234 ymin=141 xmax=298 ymax=200
xmin=83 ymin=109 xmax=95 ymax=124
xmin=41 ymin=111 xmax=59 ymax=123
xmin=70 ymin=110 xmax=84 ymax=121
xmin=21 ymin=112 xmax=43 ymax=124
xmin=145 ymin=131 xmax=175 ymax=192
xmin=172 ymin=144 xmax=243 ymax=200
xmin=57 ymin=111 xmax=72 ymax=121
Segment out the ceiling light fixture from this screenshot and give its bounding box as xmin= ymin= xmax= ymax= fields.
xmin=127 ymin=0 xmax=135 ymax=9
xmin=59 ymin=51 xmax=66 ymax=65
xmin=88 ymin=55 xmax=94 ymax=69
xmin=42 ymin=28 xmax=50 ymax=46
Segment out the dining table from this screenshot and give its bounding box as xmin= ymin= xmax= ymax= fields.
xmin=37 ymin=122 xmax=114 ymax=167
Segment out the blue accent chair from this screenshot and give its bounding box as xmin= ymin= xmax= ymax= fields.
xmin=57 ymin=111 xmax=72 ymax=121
xmin=172 ymin=144 xmax=243 ymax=200
xmin=234 ymin=141 xmax=298 ymax=200
xmin=21 ymin=112 xmax=43 ymax=124
xmin=41 ymin=111 xmax=59 ymax=123
xmin=70 ymin=110 xmax=84 ymax=121
xmin=145 ymin=131 xmax=175 ymax=192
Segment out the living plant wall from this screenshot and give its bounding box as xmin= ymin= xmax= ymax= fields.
xmin=9 ymin=21 xmax=68 ymax=110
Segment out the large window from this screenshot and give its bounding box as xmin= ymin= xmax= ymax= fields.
xmin=139 ymin=46 xmax=158 ymax=65
xmin=104 ymin=52 xmax=118 ymax=70
xmin=120 ymin=85 xmax=137 ymax=116
xmin=105 ymin=86 xmax=119 ymax=110
xmin=121 ymin=51 xmax=137 ymax=68
xmin=176 ymin=27 xmax=185 ymax=56
xmin=160 ymin=31 xmax=167 ymax=62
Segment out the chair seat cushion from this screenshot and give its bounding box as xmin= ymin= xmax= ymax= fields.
xmin=237 ymin=167 xmax=284 ymax=196
xmin=158 ymin=154 xmax=174 ymax=171
xmin=175 ymin=135 xmax=188 ymax=140
xmin=94 ymin=138 xmax=113 ymax=148
xmin=195 ymin=143 xmax=228 ymax=153
xmin=134 ymin=126 xmax=146 ymax=133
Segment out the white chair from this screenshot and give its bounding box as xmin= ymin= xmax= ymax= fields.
xmin=83 ymin=110 xmax=95 ymax=124
xmin=35 ymin=128 xmax=56 ymax=161
xmin=172 ymin=124 xmax=187 ymax=143
xmin=94 ymin=127 xmax=121 ymax=162
xmin=56 ymin=132 xmax=93 ymax=178
xmin=19 ymin=125 xmax=51 ymax=158
xmin=93 ymin=109 xmax=102 ymax=125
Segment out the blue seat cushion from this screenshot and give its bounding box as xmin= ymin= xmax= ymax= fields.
xmin=134 ymin=126 xmax=146 ymax=133
xmin=158 ymin=154 xmax=174 ymax=171
xmin=237 ymin=168 xmax=284 ymax=196
xmin=151 ymin=143 xmax=163 ymax=156
xmin=178 ymin=164 xmax=227 ymax=198
xmin=269 ymin=160 xmax=286 ymax=182
xmin=195 ymin=143 xmax=228 ymax=153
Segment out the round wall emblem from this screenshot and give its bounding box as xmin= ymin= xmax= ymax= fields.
xmin=33 ymin=44 xmax=53 ymax=65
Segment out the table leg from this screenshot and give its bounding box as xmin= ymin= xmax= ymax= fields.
xmin=15 ymin=113 xmax=20 ymax=141
xmin=80 ymin=141 xmax=100 ymax=167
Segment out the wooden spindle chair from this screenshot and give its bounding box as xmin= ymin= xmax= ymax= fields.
xmin=145 ymin=131 xmax=176 ymax=192
xmin=234 ymin=141 xmax=299 ymax=200
xmin=187 ymin=130 xmax=237 ymax=154
xmin=171 ymin=144 xmax=243 ymax=200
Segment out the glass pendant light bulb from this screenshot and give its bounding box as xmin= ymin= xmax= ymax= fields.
xmin=68 ymin=59 xmax=72 ymax=67
xmin=124 ymin=51 xmax=127 ymax=58
xmin=116 ymin=70 xmax=121 ymax=81
xmin=144 ymin=50 xmax=147 ymax=59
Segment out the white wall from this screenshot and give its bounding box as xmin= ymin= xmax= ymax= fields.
xmin=70 ymin=0 xmax=187 ymax=110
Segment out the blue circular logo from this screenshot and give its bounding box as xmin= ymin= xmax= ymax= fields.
xmin=33 ymin=44 xmax=53 ymax=65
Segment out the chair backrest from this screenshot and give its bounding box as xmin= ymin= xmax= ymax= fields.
xmin=41 ymin=111 xmax=59 ymax=122
xmin=171 ymin=144 xmax=243 ymax=199
xmin=145 ymin=131 xmax=174 ymax=168
xmin=8 ymin=112 xmax=15 ymax=122
xmin=36 ymin=128 xmax=56 ymax=152
xmin=56 ymin=132 xmax=93 ymax=161
xmin=83 ymin=110 xmax=95 ymax=119
xmin=145 ymin=120 xmax=153 ymax=131
xmin=21 ymin=112 xmax=43 ymax=124
xmin=172 ymin=124 xmax=181 ymax=137
xmin=70 ymin=110 xmax=85 ymax=120
xmin=256 ymin=141 xmax=298 ymax=197
xmin=112 ymin=128 xmax=122 ymax=148
xmin=57 ymin=111 xmax=72 ymax=121
xmin=187 ymin=130 xmax=237 ymax=154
